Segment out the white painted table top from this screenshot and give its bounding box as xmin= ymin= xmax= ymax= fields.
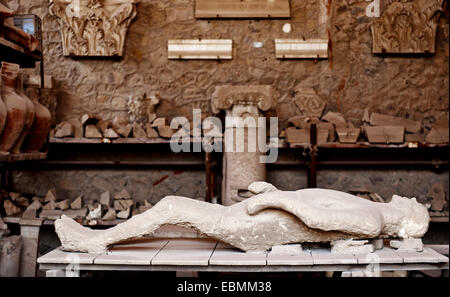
xmin=38 ymin=238 xmax=449 ymax=269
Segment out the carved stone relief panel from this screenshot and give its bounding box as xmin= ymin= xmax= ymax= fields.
xmin=168 ymin=39 xmax=233 ymax=60
xmin=293 ymin=87 xmax=326 ymax=119
xmin=49 ymin=0 xmax=137 ymax=57
xmin=195 ymin=0 xmax=291 ymax=19
xmin=371 ymin=0 xmax=445 ymax=54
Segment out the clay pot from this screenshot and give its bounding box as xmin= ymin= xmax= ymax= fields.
xmin=11 ymin=74 xmax=35 ymax=154
xmin=0 ymin=62 xmax=27 ymax=155
xmin=0 ymin=84 xmax=7 ymax=136
xmin=21 ymin=95 xmax=51 ymax=153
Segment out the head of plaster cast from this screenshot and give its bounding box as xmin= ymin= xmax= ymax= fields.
xmin=54 ymin=182 xmax=430 ymax=254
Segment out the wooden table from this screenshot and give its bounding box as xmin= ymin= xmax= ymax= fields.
xmin=37 ymin=238 xmax=449 ymax=277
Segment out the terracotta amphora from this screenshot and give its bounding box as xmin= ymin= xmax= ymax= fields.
xmin=11 ymin=74 xmax=36 ymax=154
xmin=21 ymin=90 xmax=51 ymax=153
xmin=0 ymin=80 xmax=7 ymax=135
xmin=0 ymin=62 xmax=27 ymax=155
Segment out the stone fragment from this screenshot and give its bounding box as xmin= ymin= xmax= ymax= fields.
xmin=22 ymin=209 xmax=36 ymax=219
xmin=158 ymin=126 xmax=175 ymax=139
xmin=428 ymin=184 xmax=446 ymax=212
xmin=100 ymin=192 xmax=110 ymax=206
xmin=148 ymin=113 xmax=157 ymax=124
xmin=390 ymin=238 xmax=423 ymax=252
xmin=369 ymin=113 xmax=421 ymax=133
xmin=32 ymin=196 xmax=43 ymax=203
xmin=132 ymin=123 xmax=147 ymax=138
xmin=319 ymin=122 xmax=336 ymax=142
xmin=112 ymin=115 xmax=129 ymax=131
xmin=96 ymin=120 xmax=112 ymax=134
xmin=55 ymin=199 xmax=70 ymax=211
xmin=286 ymin=127 xmax=309 ymax=143
xmin=14 ymin=197 xmax=29 ymax=208
xmin=67 ymin=118 xmax=83 ymax=138
xmin=4 ymin=200 xmax=22 ymax=216
xmin=271 ymin=244 xmax=303 ymax=255
xmin=365 ymin=126 xmax=404 ymax=144
xmin=362 ymin=109 xmax=370 ymax=123
xmin=323 ymin=112 xmax=347 ymax=128
xmin=405 ymin=133 xmax=425 ymax=143
xmin=85 ymin=125 xmax=102 ymax=138
xmin=103 ymin=128 xmax=119 ymax=139
xmin=425 ymin=128 xmax=449 ymax=144
xmin=151 ymin=118 xmax=167 ymax=128
xmin=114 ymin=200 xmax=126 ymax=211
xmin=9 ymin=192 xmax=21 ymax=201
xmin=288 ymin=116 xmax=310 ymax=129
xmin=336 ymin=128 xmax=361 ymax=144
xmin=81 ymin=114 xmax=99 ymax=126
xmin=43 ymin=200 xmax=56 ymax=211
xmin=54 ymin=122 xmax=74 ymax=138
xmin=70 ymin=196 xmax=83 ymax=210
xmin=114 ymin=189 xmax=131 ymax=200
xmin=116 ymin=124 xmax=132 ymax=138
xmin=63 ymin=208 xmax=88 ymax=219
xmin=146 ymin=125 xmax=159 ymax=138
xmin=44 ymin=188 xmax=57 ymax=202
xmin=371 ymin=239 xmax=384 ymax=250
xmin=102 ymin=209 xmax=116 ymax=221
xmin=117 ymin=199 xmax=134 ymax=210
xmin=117 ymin=208 xmax=131 ymax=219
xmin=87 ymin=204 xmax=102 ymax=220
xmin=40 ymin=210 xmax=63 ymax=220
xmin=293 ymin=87 xmax=326 ymax=118
xmin=331 ymin=239 xmax=375 ymax=254
xmin=26 ymin=200 xmax=42 ymax=211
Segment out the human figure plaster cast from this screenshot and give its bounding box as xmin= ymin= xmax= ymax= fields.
xmin=55 ymin=182 xmax=430 ymax=254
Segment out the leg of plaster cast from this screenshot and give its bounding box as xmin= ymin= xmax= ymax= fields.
xmin=56 ymin=197 xmax=224 ymax=253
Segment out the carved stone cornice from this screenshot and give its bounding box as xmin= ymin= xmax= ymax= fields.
xmin=211 ymin=85 xmax=274 ymax=114
xmin=49 ymin=0 xmax=137 ymax=57
xmin=371 ymin=0 xmax=444 ymax=54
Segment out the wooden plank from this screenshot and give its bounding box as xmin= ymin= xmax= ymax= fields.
xmin=151 ymin=239 xmax=217 ymax=266
xmin=195 ymin=0 xmax=290 ymax=18
xmin=275 ymin=39 xmax=329 ymax=59
xmin=395 ymin=248 xmax=441 ymax=264
xmin=355 ymin=248 xmax=403 ymax=264
xmin=94 ymin=238 xmax=168 ymax=265
xmin=267 ymin=251 xmax=313 ymax=266
xmin=168 ymin=39 xmax=232 ymax=60
xmin=311 ymin=248 xmax=358 ymax=265
xmin=209 ymin=249 xmax=267 ymax=266
xmin=37 ymin=248 xmax=99 ymax=265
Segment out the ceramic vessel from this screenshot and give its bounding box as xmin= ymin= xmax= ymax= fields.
xmin=0 ymin=62 xmax=27 ymax=155
xmin=11 ymin=74 xmax=35 ymax=154
xmin=21 ymin=94 xmax=51 ymax=153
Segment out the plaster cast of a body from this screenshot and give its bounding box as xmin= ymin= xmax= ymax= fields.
xmin=55 ymin=182 xmax=430 ymax=253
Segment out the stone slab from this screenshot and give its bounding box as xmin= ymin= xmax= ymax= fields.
xmin=209 ymin=249 xmax=267 ymax=266
xmin=151 ymin=239 xmax=217 ymax=266
xmin=37 ymin=248 xmax=99 ymax=265
xmin=267 ymin=251 xmax=313 ymax=266
xmin=355 ymin=247 xmax=403 ymax=264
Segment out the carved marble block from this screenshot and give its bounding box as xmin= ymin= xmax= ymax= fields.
xmin=168 ymin=39 xmax=233 ymax=60
xmin=293 ymin=87 xmax=327 ymax=119
xmin=371 ymin=0 xmax=444 ymax=54
xmin=49 ymin=0 xmax=137 ymax=57
xmin=212 ymin=86 xmax=275 ymax=206
xmin=195 ymin=0 xmax=291 ymax=19
xmin=275 ymin=39 xmax=329 ymax=59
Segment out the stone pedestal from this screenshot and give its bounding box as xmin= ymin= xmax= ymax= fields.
xmin=19 ymin=218 xmax=43 ymax=277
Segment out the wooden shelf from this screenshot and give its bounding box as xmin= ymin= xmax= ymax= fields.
xmin=50 ymin=137 xmax=206 ymax=144
xmin=0 ymin=36 xmax=41 ymax=68
xmin=0 ymin=152 xmax=47 ymax=163
xmin=289 ymin=141 xmax=449 ymax=149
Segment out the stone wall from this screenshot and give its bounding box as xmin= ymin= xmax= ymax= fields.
xmin=7 ymin=0 xmax=449 ymax=127
xmin=5 ymin=1 xmax=449 ymax=211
